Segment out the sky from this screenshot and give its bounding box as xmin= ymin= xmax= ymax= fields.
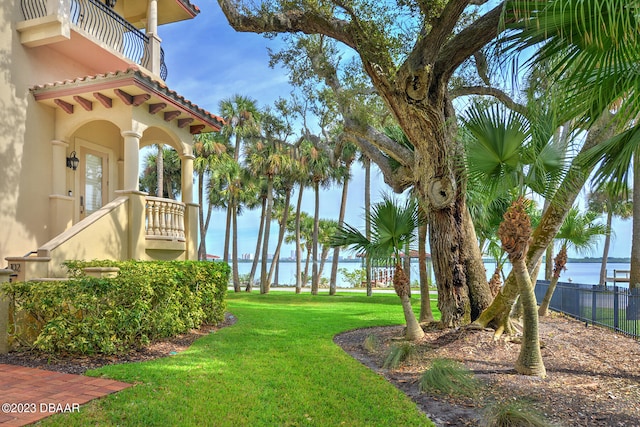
xmin=156 ymin=3 xmax=633 ymax=261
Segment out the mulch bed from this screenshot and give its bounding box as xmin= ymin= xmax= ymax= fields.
xmin=1 ymin=311 xmax=638 ymax=426
xmin=334 ymin=313 xmax=640 ymax=427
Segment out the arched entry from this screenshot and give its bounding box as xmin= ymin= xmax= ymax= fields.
xmin=71 ymin=120 xmax=122 ymax=222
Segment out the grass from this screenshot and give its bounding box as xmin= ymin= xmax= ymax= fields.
xmin=482 ymin=400 xmax=556 ymax=427
xmin=383 ymin=342 xmax=416 ymax=369
xmin=419 ymin=358 xmax=480 ymax=398
xmin=39 ymin=292 xmax=438 ymax=426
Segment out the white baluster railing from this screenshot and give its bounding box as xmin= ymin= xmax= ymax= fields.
xmin=145 ymin=196 xmax=185 ymax=241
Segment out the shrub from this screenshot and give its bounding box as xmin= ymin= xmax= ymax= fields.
xmin=339 ymin=268 xmax=366 ymax=288
xmin=383 ymin=341 xmax=415 ymax=369
xmin=363 ymin=334 xmax=380 ymax=352
xmin=1 ymin=260 xmax=229 ymax=355
xmin=419 ymin=358 xmax=480 ymax=397
xmin=482 ymin=400 xmax=555 ymax=427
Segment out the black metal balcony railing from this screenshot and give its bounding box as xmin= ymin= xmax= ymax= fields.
xmin=21 ymin=0 xmax=167 ymax=80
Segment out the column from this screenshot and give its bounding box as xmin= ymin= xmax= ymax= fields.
xmin=181 ymin=154 xmax=194 ymax=204
xmin=122 ymin=130 xmax=142 ymax=191
xmin=146 ymin=0 xmax=162 ymax=77
xmin=0 ymin=269 xmax=13 ymax=354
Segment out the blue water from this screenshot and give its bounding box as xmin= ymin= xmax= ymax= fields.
xmin=232 ymin=260 xmax=631 ymax=287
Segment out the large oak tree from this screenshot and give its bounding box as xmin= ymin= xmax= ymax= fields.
xmin=217 ymin=0 xmax=500 ymax=326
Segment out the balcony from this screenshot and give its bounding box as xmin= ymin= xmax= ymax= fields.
xmin=18 ymin=0 xmax=167 ymax=80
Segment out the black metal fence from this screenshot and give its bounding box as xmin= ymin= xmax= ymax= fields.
xmin=21 ymin=0 xmax=167 ymax=80
xmin=535 ymin=280 xmax=640 ymax=339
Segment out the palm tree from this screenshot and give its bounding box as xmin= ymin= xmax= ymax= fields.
xmin=219 ymin=95 xmax=260 ymax=262
xmin=209 ymin=158 xmax=255 ymax=291
xmin=245 ymin=139 xmax=293 ymax=293
xmin=194 ymin=132 xmax=229 ymax=260
xmin=506 ymin=0 xmax=640 ymax=288
xmin=498 ymin=197 xmax=546 ymax=377
xmin=329 ymin=141 xmax=357 ymax=295
xmin=587 ymin=183 xmax=633 ymax=285
xmin=538 ymin=208 xmax=608 ymax=316
xmin=331 ymin=195 xmax=424 ymax=341
xmin=303 ymin=142 xmax=333 ymax=295
xmin=245 ymin=179 xmax=268 ymax=292
xmin=317 ymin=219 xmax=339 ymax=284
xmin=140 ymin=147 xmax=181 ymax=199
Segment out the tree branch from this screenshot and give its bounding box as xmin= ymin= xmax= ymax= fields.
xmin=217 ymin=0 xmax=357 ymax=49
xmin=345 ymin=133 xmax=412 ymax=193
xmin=435 ymin=3 xmax=506 ymax=82
xmin=450 ymin=86 xmax=527 ymax=115
xmin=344 ymin=117 xmax=414 ymax=167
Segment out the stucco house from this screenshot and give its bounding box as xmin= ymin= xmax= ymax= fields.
xmin=1 ymin=0 xmax=223 ymax=281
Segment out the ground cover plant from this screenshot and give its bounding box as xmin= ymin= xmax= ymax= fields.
xmin=35 ymin=292 xmax=436 ymax=426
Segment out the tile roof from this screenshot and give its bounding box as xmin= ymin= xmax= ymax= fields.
xmin=31 ymin=66 xmax=224 ymax=132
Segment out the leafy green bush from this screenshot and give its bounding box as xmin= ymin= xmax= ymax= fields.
xmin=1 ymin=260 xmax=229 ymax=355
xmin=339 ymin=268 xmax=366 ymax=287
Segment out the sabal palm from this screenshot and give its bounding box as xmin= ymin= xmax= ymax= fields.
xmin=194 ymin=132 xmax=229 ymax=260
xmin=331 ymin=195 xmax=424 ymax=340
xmin=587 ymin=182 xmax=633 ymax=285
xmin=329 ymin=141 xmax=358 ymax=296
xmin=463 ymin=102 xmax=566 ymax=199
xmin=219 ymin=94 xmax=260 ymax=161
xmin=302 ymin=142 xmax=333 ymax=295
xmin=538 ymin=208 xmax=608 ymax=316
xmin=140 ymin=147 xmax=181 ymax=199
xmin=245 ymin=139 xmax=294 ymax=293
xmin=219 ymin=95 xmax=260 ymax=263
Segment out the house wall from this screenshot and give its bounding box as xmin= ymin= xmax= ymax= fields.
xmin=0 ymin=1 xmax=117 ymax=265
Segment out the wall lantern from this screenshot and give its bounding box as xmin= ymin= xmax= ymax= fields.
xmin=66 ymin=151 xmax=79 ymax=170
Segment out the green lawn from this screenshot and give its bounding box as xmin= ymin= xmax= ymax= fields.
xmin=39 ymin=292 xmax=436 ymax=426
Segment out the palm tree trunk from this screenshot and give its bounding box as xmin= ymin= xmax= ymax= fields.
xmin=629 ymin=152 xmax=640 ymax=290
xmin=599 ymin=210 xmax=613 ymax=286
xmin=318 ymin=246 xmax=330 ymax=286
xmin=156 ymin=144 xmax=164 ymax=198
xmin=267 ymin=192 xmax=291 ymax=285
xmin=260 ymin=179 xmax=275 ymax=294
xmin=232 ymin=204 xmax=241 ymax=292
xmin=538 ymin=275 xmax=559 ymax=317
xmin=303 ymin=244 xmax=311 ymax=289
xmin=394 ymin=264 xmax=424 ymax=340
xmin=512 ymin=257 xmax=546 ymax=378
xmin=223 ymin=206 xmax=232 ymax=263
xmin=311 ymin=182 xmax=320 ymax=295
xmin=418 ymin=221 xmax=434 ymax=323
xmin=403 ymin=241 xmax=411 ymax=297
xmin=198 ymin=171 xmax=206 ymax=260
xmin=247 ymin=197 xmax=266 ymax=292
xmin=295 ymin=185 xmax=304 ymax=293
xmin=330 ymin=168 xmax=351 ymax=295
xmin=364 ymin=157 xmax=372 ymax=297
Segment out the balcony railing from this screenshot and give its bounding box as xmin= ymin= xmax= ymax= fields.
xmin=145 ymin=197 xmax=186 ymax=241
xmin=21 ymin=0 xmax=167 ymax=80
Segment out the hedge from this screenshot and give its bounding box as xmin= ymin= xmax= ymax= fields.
xmin=1 ymin=260 xmax=229 ymax=355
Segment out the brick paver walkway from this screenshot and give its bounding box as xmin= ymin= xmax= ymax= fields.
xmin=0 ymin=364 xmax=131 ymax=426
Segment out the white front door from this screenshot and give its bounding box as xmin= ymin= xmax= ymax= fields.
xmin=79 ymin=147 xmax=109 ymax=219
